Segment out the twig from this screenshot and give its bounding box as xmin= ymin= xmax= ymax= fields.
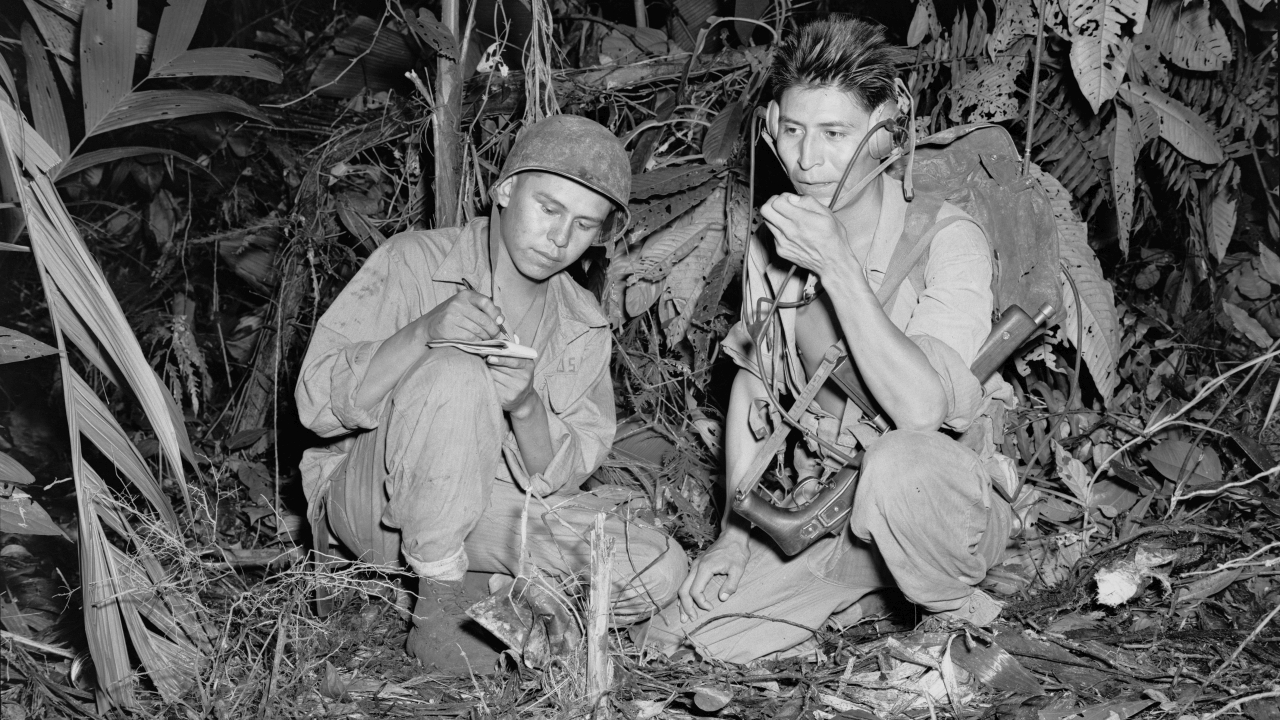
xmin=1172 ymin=465 xmax=1280 ymax=502
xmin=1182 ymin=541 xmax=1280 ymax=576
xmin=1204 ymin=599 xmax=1280 ymax=685
xmin=1203 ymin=686 xmax=1280 ymax=720
xmin=1022 ymin=0 xmax=1047 ymax=175
xmin=587 ymin=513 xmax=615 ymax=718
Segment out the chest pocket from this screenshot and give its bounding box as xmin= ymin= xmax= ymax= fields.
xmin=543 ymin=372 xmax=581 ymax=413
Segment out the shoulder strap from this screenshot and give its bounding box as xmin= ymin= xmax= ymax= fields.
xmin=876 ymin=196 xmax=955 ymax=306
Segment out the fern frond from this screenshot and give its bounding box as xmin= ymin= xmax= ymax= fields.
xmin=1030 ymin=76 xmax=1112 ymax=213
xmin=1147 ymin=136 xmax=1199 ymax=205
xmin=1167 ymin=39 xmax=1278 ymax=143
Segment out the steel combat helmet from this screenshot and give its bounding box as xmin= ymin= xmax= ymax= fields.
xmin=496 ymin=114 xmax=632 ymax=232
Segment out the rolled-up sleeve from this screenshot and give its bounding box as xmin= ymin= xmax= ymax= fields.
xmin=903 ymin=217 xmax=993 ymax=431
xmin=295 ymin=239 xmax=426 ymax=438
xmin=504 ymin=327 xmax=616 ymax=496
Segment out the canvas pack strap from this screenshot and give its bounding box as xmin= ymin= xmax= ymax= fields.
xmin=875 ymin=198 xmax=957 ymax=304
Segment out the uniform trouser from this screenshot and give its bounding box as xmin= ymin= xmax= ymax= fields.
xmin=321 ymin=348 xmax=688 ymax=623
xmin=642 ymin=429 xmax=1012 ymax=662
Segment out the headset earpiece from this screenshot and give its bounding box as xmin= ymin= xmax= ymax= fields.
xmin=764 ymin=101 xmax=781 ymax=142
xmin=867 ymin=99 xmax=900 ymax=160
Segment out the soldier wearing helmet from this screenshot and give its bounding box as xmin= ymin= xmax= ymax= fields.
xmin=296 ymin=115 xmax=688 ymax=673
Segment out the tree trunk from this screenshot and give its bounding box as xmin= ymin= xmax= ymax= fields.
xmin=434 ymin=0 xmax=463 ymax=228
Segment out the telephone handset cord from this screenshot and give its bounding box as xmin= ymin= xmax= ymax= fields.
xmin=742 ymin=115 xmax=905 ymax=467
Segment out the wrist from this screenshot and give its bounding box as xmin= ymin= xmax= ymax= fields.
xmin=508 ymin=389 xmax=540 ymax=420
xmin=822 ymin=260 xmax=874 ymax=302
xmin=717 ymin=520 xmax=751 ymax=547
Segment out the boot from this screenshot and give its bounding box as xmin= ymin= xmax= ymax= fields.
xmin=406 ymin=576 xmax=497 ymax=674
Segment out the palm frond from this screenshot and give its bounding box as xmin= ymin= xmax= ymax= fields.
xmin=0 ymin=98 xmax=206 ymax=710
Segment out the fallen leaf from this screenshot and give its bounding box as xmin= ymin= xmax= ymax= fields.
xmin=1222 ymin=301 xmax=1274 ymax=348
xmin=320 ymin=661 xmax=349 ymax=701
xmin=949 ymin=638 xmax=1044 ymax=696
xmin=631 ymin=700 xmax=668 ymax=719
xmin=1258 ymin=244 xmax=1280 ymax=285
xmin=693 ymin=685 xmax=734 ymax=712
xmin=1040 ymin=697 xmax=1154 ymax=720
xmin=1146 ymin=440 xmax=1223 ymax=486
xmin=1175 ymin=567 xmax=1243 ymax=614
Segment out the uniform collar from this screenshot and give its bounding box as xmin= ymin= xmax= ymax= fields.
xmin=431 ymin=217 xmax=491 ymax=291
xmin=431 ymin=213 xmax=608 ymax=347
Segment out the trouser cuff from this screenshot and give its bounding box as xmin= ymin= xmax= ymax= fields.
xmin=405 ymin=545 xmax=468 ymax=581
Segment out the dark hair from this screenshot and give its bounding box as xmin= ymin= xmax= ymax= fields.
xmin=771 ymin=17 xmax=897 ymax=113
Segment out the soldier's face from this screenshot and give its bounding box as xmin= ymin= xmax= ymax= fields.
xmin=495 ymin=172 xmax=613 ymax=281
xmin=770 ymin=86 xmax=878 ymax=208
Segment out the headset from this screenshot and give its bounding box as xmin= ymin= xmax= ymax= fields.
xmin=740 ymin=78 xmax=919 ymax=486
xmin=759 ymin=77 xmax=916 ymax=210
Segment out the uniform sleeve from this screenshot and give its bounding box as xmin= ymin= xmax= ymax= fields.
xmin=505 ymin=326 xmax=617 ymax=496
xmin=295 ymin=238 xmax=432 ymax=438
xmin=904 ymin=216 xmax=993 ymax=431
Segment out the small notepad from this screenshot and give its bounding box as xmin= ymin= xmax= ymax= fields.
xmin=427 ymin=338 xmax=538 ymax=360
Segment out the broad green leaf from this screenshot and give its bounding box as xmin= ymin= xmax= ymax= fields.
xmin=55 ymin=145 xmax=202 ymax=181
xmin=1054 ymin=440 xmax=1094 ymax=506
xmin=660 ymin=196 xmax=726 ymax=343
xmin=1064 ymin=0 xmax=1147 ymax=112
xmin=1148 ymin=0 xmax=1232 ymax=72
xmin=409 ymin=8 xmax=458 ymax=60
xmin=0 ymin=52 xmax=16 ymax=101
xmin=988 ymin=0 xmax=1037 ymax=59
xmin=70 ymin=371 xmax=178 ymax=527
xmin=0 ymin=488 xmax=67 ymax=537
xmin=1258 ymin=244 xmax=1280 ymax=285
xmin=1109 ymin=104 xmax=1136 ymax=255
xmin=21 ymin=23 xmax=70 ymax=160
xmin=1117 ymin=82 xmax=1223 ymax=164
xmin=90 ymin=90 xmax=268 ymax=137
xmin=907 ymin=0 xmax=941 ymax=47
xmin=80 ymin=0 xmax=138 ymax=132
xmin=631 ymin=164 xmax=720 ymax=201
xmin=1 ymin=325 xmax=58 ymax=363
xmin=80 ymin=508 xmax=137 ymax=707
xmin=1242 ymin=0 xmax=1272 ymax=9
xmin=0 ymin=101 xmax=59 ymax=173
xmin=1145 ymin=439 xmax=1223 ymax=486
xmin=1222 ymin=300 xmax=1272 ymax=348
xmin=1175 ymin=568 xmax=1242 ymax=613
xmin=0 ymin=450 xmax=36 ymax=485
xmin=702 ymin=101 xmax=745 ymax=168
xmin=22 ymin=0 xmax=78 ymax=91
xmin=629 ymin=176 xmax=720 ymax=239
xmin=152 ymin=0 xmax=207 ymax=70
xmin=1032 ymin=164 xmax=1121 ymax=399
xmin=625 ymin=278 xmax=662 ymax=318
xmin=151 ymin=48 xmax=282 ymax=83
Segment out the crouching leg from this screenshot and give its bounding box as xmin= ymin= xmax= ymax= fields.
xmin=849 ymin=429 xmax=1011 ymax=624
